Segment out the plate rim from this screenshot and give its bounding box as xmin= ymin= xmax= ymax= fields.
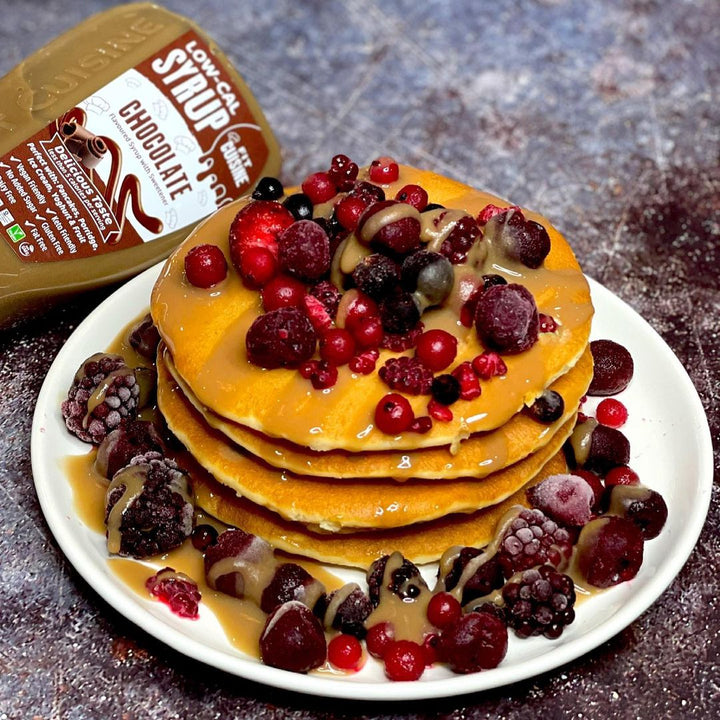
xmin=30 ymin=263 xmax=714 ymax=701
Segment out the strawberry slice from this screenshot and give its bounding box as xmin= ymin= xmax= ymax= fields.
xmin=229 ymin=200 xmax=295 ymax=272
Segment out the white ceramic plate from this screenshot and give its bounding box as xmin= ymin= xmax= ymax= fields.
xmin=31 ymin=264 xmax=713 ymax=701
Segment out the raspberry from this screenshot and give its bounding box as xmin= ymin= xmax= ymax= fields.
xmin=62 ymin=353 xmax=140 ymax=445
xmin=328 ymin=154 xmax=358 ymax=192
xmin=452 ymin=361 xmax=481 ymax=400
xmin=487 ymin=209 xmax=551 ymax=269
xmin=105 ymin=455 xmax=193 ymax=558
xmin=477 ymin=203 xmax=519 ymax=224
xmin=277 ymin=220 xmax=331 ymax=281
xmin=379 ymin=356 xmax=433 ymax=395
xmin=428 ymin=399 xmax=453 ymax=422
xmin=379 ymin=290 xmax=421 ymax=335
xmin=526 ymin=473 xmax=595 ymax=526
xmin=415 ymin=329 xmax=457 ymax=372
xmin=228 ymin=200 xmax=294 ymax=267
xmin=252 ymin=176 xmax=284 ymax=201
xmin=301 ymin=171 xmax=336 ymax=205
xmin=351 ymin=254 xmax=400 ymax=300
xmin=302 ymin=294 xmax=333 ymax=333
xmin=328 ymin=634 xmax=363 ymax=671
xmin=369 ymin=156 xmax=399 ymax=184
xmin=588 ymin=340 xmax=634 ymax=396
xmin=374 ymin=393 xmax=414 ymax=435
xmin=380 ymin=323 xmax=424 ymax=352
xmin=439 ymin=214 xmax=482 ymax=264
xmin=475 ymin=283 xmax=539 ymax=354
xmin=384 ymin=641 xmax=425 ymax=681
xmin=184 ymin=244 xmax=228 ymax=288
xmin=596 ymin=398 xmax=629 ymax=428
xmin=437 ymin=612 xmax=508 ymax=673
xmin=527 ymin=390 xmax=565 ymax=423
xmin=245 ymin=307 xmax=317 ymax=369
xmin=308 ymin=280 xmax=341 ymax=319
xmin=497 ymin=507 xmax=573 ymax=577
xmin=502 ymin=565 xmax=576 ymax=639
xmin=395 ymin=184 xmax=428 ymax=211
xmin=367 ymin=553 xmax=427 ymax=607
xmin=349 ymin=349 xmax=379 ymax=374
xmin=471 ymin=351 xmax=507 ymax=380
xmin=261 ymin=275 xmax=306 ymax=311
xmin=146 ymin=567 xmax=201 ymax=619
xmin=319 ymin=328 xmax=355 ymax=365
xmin=431 ymin=374 xmax=461 ymax=405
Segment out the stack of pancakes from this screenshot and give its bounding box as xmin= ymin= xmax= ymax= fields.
xmin=151 ymin=166 xmax=594 ymax=568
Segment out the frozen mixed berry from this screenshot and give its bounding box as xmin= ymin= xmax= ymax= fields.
xmin=358 ymin=200 xmax=422 ymax=254
xmin=238 ymin=245 xmax=278 ymax=288
xmin=487 ymin=209 xmax=551 ymax=269
xmin=379 ymin=356 xmax=433 ymax=395
xmin=395 ymin=184 xmax=428 ymax=211
xmin=380 ymin=323 xmax=424 ymax=352
xmin=260 ymin=600 xmax=327 ymax=673
xmin=261 ymin=274 xmax=306 ymax=311
xmin=105 ymin=454 xmax=193 ymax=558
xmin=204 ymin=528 xmax=274 ymax=599
xmin=526 ymin=473 xmax=595 ymax=527
xmin=415 ymin=329 xmax=457 ymax=372
xmin=596 ymin=398 xmax=629 ymax=428
xmin=431 ymin=374 xmax=461 ymax=405
xmin=427 ymin=592 xmax=462 ymax=629
xmin=328 ymin=154 xmax=358 ymax=192
xmin=440 ymin=214 xmax=483 ymax=265
xmin=472 ymin=351 xmax=507 ymax=380
xmin=384 ymin=640 xmax=425 ymax=681
xmin=379 ymin=290 xmax=421 ymax=334
xmin=497 ymin=507 xmax=573 ymax=577
xmin=328 ymin=634 xmax=364 ymax=671
xmin=584 ymin=425 xmax=631 ymax=474
xmin=127 ymin=313 xmax=160 ymax=360
xmin=452 ymin=361 xmax=481 ymax=401
xmin=282 ymin=192 xmax=313 ymax=221
xmin=367 ymin=553 xmax=428 ymax=607
xmin=299 ymin=359 xmax=339 ymax=389
xmin=401 ymin=251 xmax=454 ymax=308
xmin=319 ymin=583 xmax=372 ymax=639
xmin=319 ymin=328 xmax=356 ymax=365
xmin=229 ymin=200 xmax=294 ymax=269
xmin=252 ymin=176 xmax=284 ymax=201
xmin=146 ymin=567 xmax=201 ymax=619
xmin=351 ymin=254 xmax=400 ymax=300
xmin=366 ymin=622 xmax=395 ymax=659
xmin=301 ymin=171 xmax=336 ymax=205
xmin=374 ymin=393 xmax=414 ymax=435
xmin=369 ymin=156 xmax=399 ymax=184
xmin=95 ymin=420 xmax=166 ymax=479
xmin=245 ymin=307 xmax=317 ymax=369
xmin=588 ymin=340 xmax=634 ymax=396
xmin=475 ymin=283 xmax=539 ymax=354
xmin=502 ymin=565 xmax=575 ymax=639
xmin=191 ymin=523 xmax=219 ymax=552
xmin=440 ymin=547 xmax=504 ymax=605
xmin=575 ymin=516 xmax=644 ymax=588
xmin=605 ymin=465 xmax=640 ymax=487
xmin=277 ymin=220 xmax=330 ymax=281
xmin=260 ymin=562 xmax=326 ymax=614
xmin=62 ymin=353 xmax=140 ymax=445
xmin=309 ymin=280 xmax=342 ymax=319
xmin=437 ymin=611 xmax=508 ymax=673
xmin=607 ymin=485 xmax=668 ymax=540
xmin=184 ymin=244 xmax=228 ymax=288
xmin=527 ymin=390 xmax=565 ymax=423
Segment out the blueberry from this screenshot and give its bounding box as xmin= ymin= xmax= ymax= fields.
xmin=283 ymin=192 xmax=313 ymax=221
xmin=431 ymin=374 xmax=461 ymax=405
xmin=527 ymin=390 xmax=565 ymax=423
xmin=252 ymin=176 xmax=284 ymax=201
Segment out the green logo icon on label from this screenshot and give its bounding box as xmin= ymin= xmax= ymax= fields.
xmin=8 ymin=224 xmax=26 ymax=243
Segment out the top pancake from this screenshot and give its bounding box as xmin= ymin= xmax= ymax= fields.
xmin=152 ymin=165 xmax=593 ymax=452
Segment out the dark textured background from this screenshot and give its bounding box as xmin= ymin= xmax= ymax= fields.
xmin=1 ymin=0 xmax=718 ymax=717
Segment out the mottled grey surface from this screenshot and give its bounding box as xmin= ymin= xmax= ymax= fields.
xmin=0 ymin=0 xmax=718 ymax=718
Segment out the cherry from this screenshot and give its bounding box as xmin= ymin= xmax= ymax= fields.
xmin=261 ymin=275 xmax=306 ymax=311
xmin=415 ymin=329 xmax=458 ymax=372
xmin=238 ymin=245 xmax=278 ymax=288
xmin=366 ymin=622 xmax=395 ymax=659
xmin=427 ymin=592 xmax=462 ymax=629
xmin=596 ymin=398 xmax=628 ymax=428
xmin=184 ymin=244 xmax=228 ymax=288
xmin=605 ymin=465 xmax=640 ymax=487
xmin=369 ymin=156 xmax=399 ymax=184
xmin=319 ymin=328 xmax=356 ymax=366
xmin=327 ymin=633 xmax=364 ymax=671
xmin=375 ymin=394 xmax=414 ymax=435
xmin=383 ymin=640 xmax=425 ymax=681
xmin=395 ymin=184 xmax=428 ymax=211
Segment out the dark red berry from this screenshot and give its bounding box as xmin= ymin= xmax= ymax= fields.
xmin=301 ymin=171 xmax=336 ymax=204
xmin=383 ymin=640 xmax=425 ymax=681
xmin=375 ymin=393 xmax=414 ymax=435
xmin=245 ymin=307 xmax=317 ymax=369
xmin=319 ymin=328 xmax=356 ymax=365
xmin=452 ymin=361 xmax=481 ymax=401
xmin=588 ymin=340 xmax=634 ymax=396
xmin=440 ymin=214 xmax=482 ymax=265
xmin=584 ymin=425 xmax=631 ymax=474
xmin=395 ymin=184 xmax=428 ymax=211
xmin=408 ymin=415 xmax=433 ymax=433
xmin=351 ymin=316 xmax=384 ymax=349
xmin=184 ymin=244 xmax=228 ymax=288
xmin=477 ymin=203 xmax=520 ymax=224
xmin=605 ymin=465 xmax=640 ymax=487
xmin=335 ymin=195 xmax=368 ymax=231
xmin=278 ymin=220 xmax=331 ymax=281
xmin=539 ymin=313 xmax=558 ymax=333
xmin=428 ymin=399 xmax=453 ymax=422
xmin=238 ymin=245 xmax=277 ymax=288
xmin=573 ymin=469 xmax=605 ymax=510
xmin=191 ymin=524 xmax=218 ymax=552
xmin=379 ymin=290 xmax=421 ymax=335
xmin=349 ymin=349 xmax=379 ymax=374
xmin=300 ymin=360 xmax=339 ymax=389
xmin=328 ymin=154 xmax=358 ymax=192
xmin=379 ymin=356 xmax=433 ymax=395
xmin=415 ymin=329 xmax=457 ymax=372
xmin=422 ymin=633 xmax=440 ymax=666
xmin=308 ymin=280 xmax=342 ymax=319
xmin=369 ymin=156 xmax=399 ymax=184
xmin=526 ymin=473 xmax=594 ymax=526
xmin=351 ymin=254 xmax=400 ymax=300
xmin=261 ymin=274 xmax=306 ymax=311
xmin=596 ymin=398 xmax=628 ymax=428
xmin=95 ymin=420 xmax=165 ymax=479
xmin=327 ymin=634 xmax=363 ymax=671
xmin=303 ymin=294 xmax=333 ymax=334
xmin=127 ymin=313 xmax=161 ymax=360
xmin=437 ymin=612 xmax=508 ymax=673
xmin=427 ymin=592 xmax=462 ymax=629
xmin=607 ymin=485 xmax=668 ymax=540
xmin=358 ymin=200 xmax=421 ymax=254
xmin=260 ymin=562 xmax=325 ymax=614
xmin=367 ymin=553 xmax=428 ymax=606
xmin=338 ymin=290 xmax=380 ymax=332
xmin=487 ymin=209 xmax=551 ymax=269
xmin=146 ymin=567 xmax=201 ymax=619
xmin=380 ymin=323 xmax=424 ymax=352
xmin=475 ymin=283 xmax=539 ymax=354
xmin=471 ymin=351 xmax=507 ymax=380
xmin=366 ymin=622 xmax=395 ymax=659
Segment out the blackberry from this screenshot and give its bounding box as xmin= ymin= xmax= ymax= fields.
xmin=318 ymin=583 xmax=372 ymax=639
xmin=62 ymin=353 xmax=140 ymax=445
xmin=440 ymin=215 xmax=483 ymax=264
xmin=379 ymin=356 xmax=433 ymax=395
xmin=252 ymin=176 xmax=284 ymax=201
xmin=245 ymin=307 xmax=317 ymax=369
xmin=95 ymin=420 xmax=166 ymax=479
xmin=351 ymin=254 xmax=400 ymax=301
xmin=379 ymin=289 xmax=421 ymax=335
xmin=282 ymin=192 xmax=313 ymax=221
xmin=441 ymin=547 xmax=504 ymax=605
xmin=309 ymin=280 xmax=342 ymax=319
xmin=105 ymin=454 xmax=193 ymax=558
xmin=502 ymin=565 xmax=576 ymax=639
xmin=527 ymin=390 xmax=565 ymax=423
xmin=367 ymin=553 xmax=428 ymax=607
xmin=497 ymin=507 xmax=573 ymax=577
xmin=431 ymin=374 xmax=461 ymax=405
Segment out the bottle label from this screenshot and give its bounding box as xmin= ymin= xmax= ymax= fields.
xmin=0 ymin=30 xmax=269 ymax=263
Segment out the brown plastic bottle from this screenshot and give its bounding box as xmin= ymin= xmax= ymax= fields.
xmin=0 ymin=3 xmax=281 ymax=329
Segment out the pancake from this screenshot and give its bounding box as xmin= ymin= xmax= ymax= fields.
xmin=161 ymin=342 xmax=592 ymax=480
xmin=158 ymin=351 xmax=577 ymax=529
xmin=151 ymin=165 xmax=593 ymax=452
xmin=188 ymin=449 xmax=569 ymax=567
